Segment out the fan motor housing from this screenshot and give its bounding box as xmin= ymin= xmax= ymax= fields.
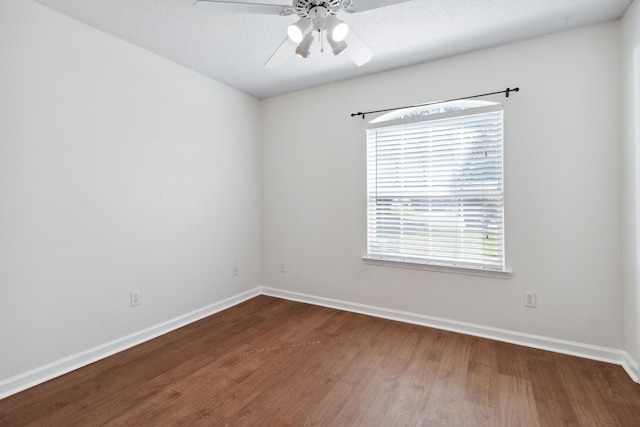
xmin=294 ymin=0 xmax=341 ymax=17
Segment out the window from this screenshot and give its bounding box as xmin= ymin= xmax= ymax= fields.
xmin=365 ymin=100 xmax=506 ymax=272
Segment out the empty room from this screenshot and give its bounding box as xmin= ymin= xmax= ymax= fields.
xmin=2 ymin=0 xmax=640 ymax=425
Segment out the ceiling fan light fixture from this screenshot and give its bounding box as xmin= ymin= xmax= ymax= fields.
xmin=287 ymin=18 xmax=311 ymax=43
xmin=295 ymin=32 xmax=314 ymax=58
xmin=325 ymin=15 xmax=349 ymax=42
xmin=327 ymin=37 xmax=348 ymax=56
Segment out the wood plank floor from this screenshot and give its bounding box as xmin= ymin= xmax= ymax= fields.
xmin=2 ymin=295 xmax=640 ymax=426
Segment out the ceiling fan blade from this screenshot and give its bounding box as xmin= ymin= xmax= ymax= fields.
xmin=195 ymin=0 xmax=295 ymax=16
xmin=344 ymin=30 xmax=373 ymax=66
xmin=342 ymin=0 xmax=411 ymax=14
xmin=265 ymin=37 xmax=297 ymax=68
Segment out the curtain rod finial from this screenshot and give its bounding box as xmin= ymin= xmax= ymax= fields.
xmin=506 ymin=87 xmax=520 ymax=97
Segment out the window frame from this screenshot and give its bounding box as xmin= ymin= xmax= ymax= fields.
xmin=363 ymin=100 xmax=511 ymax=276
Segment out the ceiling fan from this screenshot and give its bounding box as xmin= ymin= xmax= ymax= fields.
xmin=195 ymin=0 xmax=411 ymax=67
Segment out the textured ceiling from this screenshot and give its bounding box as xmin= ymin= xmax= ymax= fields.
xmin=34 ymin=0 xmax=632 ymax=99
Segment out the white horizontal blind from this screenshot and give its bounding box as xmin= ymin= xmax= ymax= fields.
xmin=366 ymin=107 xmax=505 ymax=271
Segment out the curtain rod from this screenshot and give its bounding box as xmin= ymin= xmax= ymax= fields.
xmin=350 ymin=87 xmax=520 ymax=119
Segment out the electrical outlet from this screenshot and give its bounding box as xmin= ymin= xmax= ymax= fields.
xmin=524 ymin=291 xmax=536 ymax=307
xmin=131 ymin=290 xmax=141 ymax=307
xmin=233 ymin=262 xmax=239 ymax=277
xmin=280 ymin=261 xmax=286 ymax=273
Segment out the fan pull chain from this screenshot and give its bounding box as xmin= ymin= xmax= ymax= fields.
xmin=320 ymin=29 xmax=324 ymax=53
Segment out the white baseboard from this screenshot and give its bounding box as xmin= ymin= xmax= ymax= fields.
xmin=622 ymin=351 xmax=640 ymax=383
xmin=261 ymin=286 xmax=640 ymax=384
xmin=0 ymin=287 xmax=261 ymax=400
xmin=2 ymin=284 xmax=638 ymax=401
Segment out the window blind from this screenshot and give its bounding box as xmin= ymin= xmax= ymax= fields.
xmin=366 ymin=107 xmax=505 ymax=271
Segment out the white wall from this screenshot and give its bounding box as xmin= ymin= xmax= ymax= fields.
xmin=622 ymin=0 xmax=640 ymax=373
xmin=0 ymin=0 xmax=261 ymax=381
xmin=262 ymin=23 xmax=623 ymax=349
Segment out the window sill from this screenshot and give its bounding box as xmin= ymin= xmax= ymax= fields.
xmin=362 ymin=256 xmax=513 ymax=279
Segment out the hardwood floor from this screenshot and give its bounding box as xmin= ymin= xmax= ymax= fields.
xmin=2 ymin=295 xmax=640 ymax=426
